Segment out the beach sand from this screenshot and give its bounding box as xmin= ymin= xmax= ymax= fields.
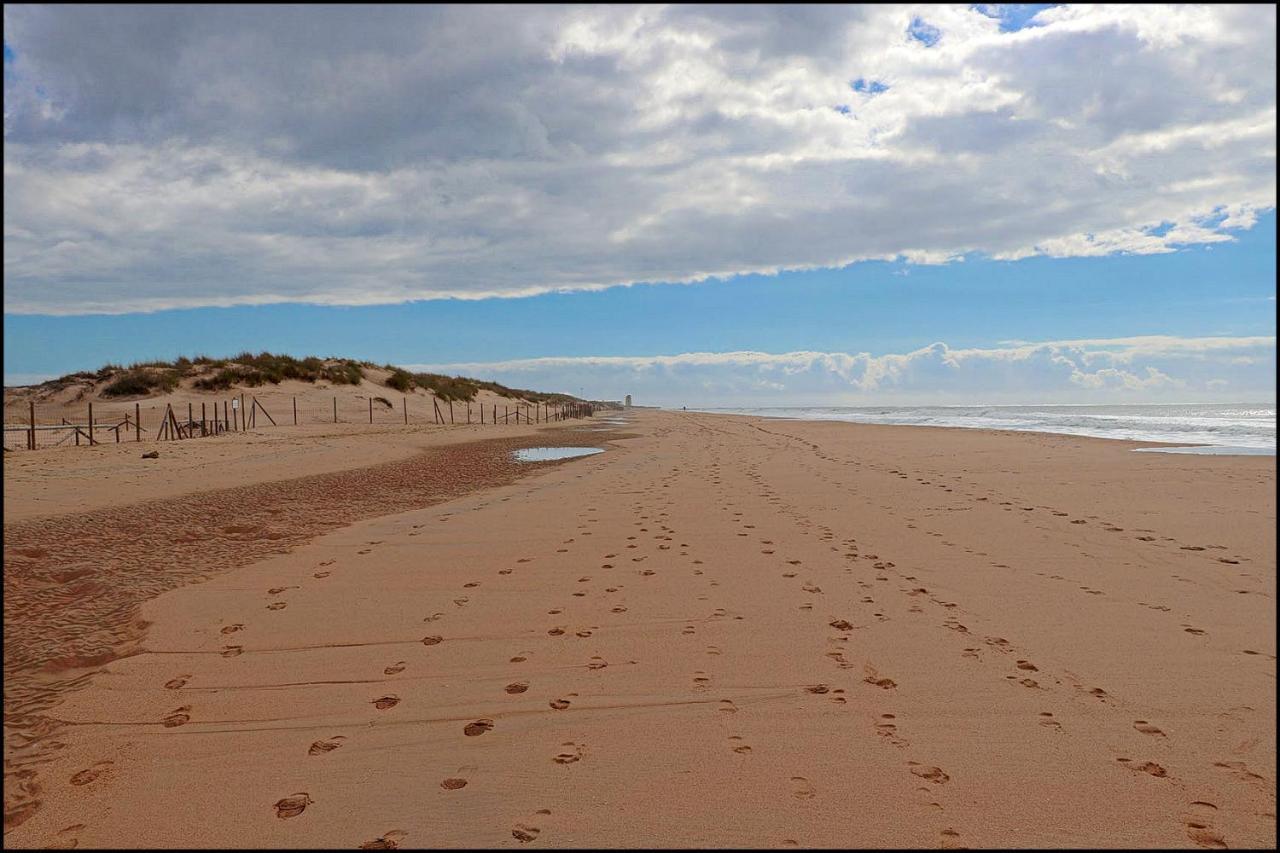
xmin=3 ymin=410 xmax=1275 ymax=848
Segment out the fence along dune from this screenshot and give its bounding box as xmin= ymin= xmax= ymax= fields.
xmin=3 ymin=354 xmax=612 ymax=451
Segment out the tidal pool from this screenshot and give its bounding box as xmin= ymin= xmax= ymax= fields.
xmin=513 ymin=446 xmax=606 ymax=462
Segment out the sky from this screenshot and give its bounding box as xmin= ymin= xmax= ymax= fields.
xmin=3 ymin=4 xmax=1276 ymax=405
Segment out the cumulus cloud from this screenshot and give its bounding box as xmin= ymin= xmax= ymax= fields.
xmin=3 ymin=4 xmax=1276 ymax=314
xmin=407 ymin=336 xmax=1277 ymax=406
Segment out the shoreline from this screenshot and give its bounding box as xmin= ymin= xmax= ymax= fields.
xmin=681 ymin=404 xmax=1277 ymax=456
xmin=4 ymin=409 xmax=1274 ymax=847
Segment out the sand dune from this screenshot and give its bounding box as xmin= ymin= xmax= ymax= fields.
xmin=3 ymin=410 xmax=1275 ymax=848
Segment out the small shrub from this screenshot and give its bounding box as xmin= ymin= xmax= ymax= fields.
xmin=385 ymin=369 xmax=414 ymax=392
xmin=101 ymin=369 xmax=179 ymax=397
xmin=322 ymin=361 xmax=364 ymax=385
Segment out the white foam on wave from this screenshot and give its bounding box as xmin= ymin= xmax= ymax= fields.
xmin=687 ymin=404 xmax=1276 ymax=456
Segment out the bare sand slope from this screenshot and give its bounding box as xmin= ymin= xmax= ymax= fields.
xmin=4 ymin=411 xmax=1275 ymax=848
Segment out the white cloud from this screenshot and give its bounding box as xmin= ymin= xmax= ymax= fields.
xmin=408 ymin=336 xmax=1277 ymax=406
xmin=2 ymin=4 xmax=1276 ymax=314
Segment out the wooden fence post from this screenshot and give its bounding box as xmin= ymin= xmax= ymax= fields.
xmin=403 ymin=397 xmax=408 ymax=425
xmin=87 ymin=402 xmax=94 ymax=445
xmin=449 ymin=401 xmax=454 ymax=424
xmin=202 ymin=403 xmax=207 ymax=436
xmin=253 ymin=397 xmax=276 ymax=426
xmin=467 ymin=402 xmax=471 ymax=424
xmin=334 ymin=396 xmax=338 ymax=424
xmin=293 ymin=397 xmax=298 ymax=426
xmin=29 ymin=401 xmax=36 ymax=450
xmin=369 ymin=397 xmax=373 ymax=424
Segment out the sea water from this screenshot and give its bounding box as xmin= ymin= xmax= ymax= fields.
xmin=686 ymin=404 xmax=1276 ymax=455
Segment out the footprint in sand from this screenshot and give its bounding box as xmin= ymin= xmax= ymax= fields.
xmin=313 ymin=571 xmax=331 ymax=579
xmin=908 ymin=762 xmax=950 ymax=784
xmin=273 ymin=793 xmax=313 ymax=819
xmin=163 ymin=706 xmax=191 ymax=727
xmin=267 ymin=602 xmax=287 ymax=611
xmin=308 ymin=736 xmax=346 ymax=756
xmin=422 ymin=635 xmax=444 ymax=646
xmin=863 ymin=673 xmax=897 ymax=690
xmin=359 ymin=830 xmax=407 ymax=850
xmin=220 ymin=624 xmax=244 ymax=635
xmin=463 ymin=719 xmax=494 ymax=736
xmin=1116 ymin=758 xmax=1168 ymax=777
xmin=1038 ymin=712 xmax=1062 ymax=731
xmin=1183 ymin=801 xmax=1226 ymax=849
xmin=221 ymin=646 xmax=244 ymax=658
xmin=554 ymin=742 xmax=584 ymax=764
xmin=1134 ymin=720 xmax=1166 ymax=737
xmin=789 ymin=777 xmax=816 ymax=799
xmin=512 ymin=824 xmax=541 ymax=843
xmin=69 ymin=762 xmax=112 ymax=786
xmin=587 ymin=656 xmax=608 ymax=670
xmin=549 ymin=698 xmax=572 ymax=710
xmin=718 ymin=699 xmax=738 ymax=714
xmin=164 ymin=675 xmax=190 ymax=689
xmin=373 ymin=695 xmax=400 ymax=710
xmin=440 ymin=778 xmax=468 ymax=790
xmin=505 ymin=682 xmax=530 ymax=694
xmin=384 ymin=661 xmax=406 ymax=675
xmin=728 ymin=736 xmax=752 ymax=754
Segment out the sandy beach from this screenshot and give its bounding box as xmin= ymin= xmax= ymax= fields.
xmin=3 ymin=409 xmax=1275 ymax=848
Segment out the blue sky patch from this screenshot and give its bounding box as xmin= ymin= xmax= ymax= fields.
xmin=972 ymin=4 xmax=1059 ymax=32
xmin=851 ymin=78 xmax=889 ymax=95
xmin=908 ymin=18 xmax=942 ymax=47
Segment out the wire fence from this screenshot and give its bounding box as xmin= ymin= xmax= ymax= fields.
xmin=3 ymin=393 xmax=598 ymax=452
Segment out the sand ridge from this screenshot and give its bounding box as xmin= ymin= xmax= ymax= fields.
xmin=3 ymin=410 xmax=1275 ymax=848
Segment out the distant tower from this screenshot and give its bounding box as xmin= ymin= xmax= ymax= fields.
xmin=624 ymin=394 xmax=632 ymax=408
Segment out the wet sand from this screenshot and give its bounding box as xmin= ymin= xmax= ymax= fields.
xmin=4 ymin=410 xmax=1275 ymax=848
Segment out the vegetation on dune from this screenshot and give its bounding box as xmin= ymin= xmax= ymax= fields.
xmin=101 ymin=368 xmax=181 ymax=397
xmin=30 ymin=352 xmax=591 ymax=405
xmin=384 ymin=368 xmax=415 ymax=393
xmin=378 ymin=364 xmax=583 ymax=404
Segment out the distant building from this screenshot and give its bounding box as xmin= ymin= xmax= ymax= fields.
xmin=625 ymin=394 xmax=632 ymax=408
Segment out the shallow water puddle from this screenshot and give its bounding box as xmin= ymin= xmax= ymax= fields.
xmin=1132 ymin=445 xmax=1275 ymax=456
xmin=513 ymin=446 xmax=605 ymax=462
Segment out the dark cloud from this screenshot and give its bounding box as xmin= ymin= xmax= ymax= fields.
xmin=2 ymin=4 xmax=1274 ymax=313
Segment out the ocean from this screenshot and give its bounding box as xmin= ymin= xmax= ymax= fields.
xmin=687 ymin=403 xmax=1277 ymax=455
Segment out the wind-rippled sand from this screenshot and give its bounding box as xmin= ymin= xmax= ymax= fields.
xmin=4 ymin=411 xmax=1275 ymax=848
